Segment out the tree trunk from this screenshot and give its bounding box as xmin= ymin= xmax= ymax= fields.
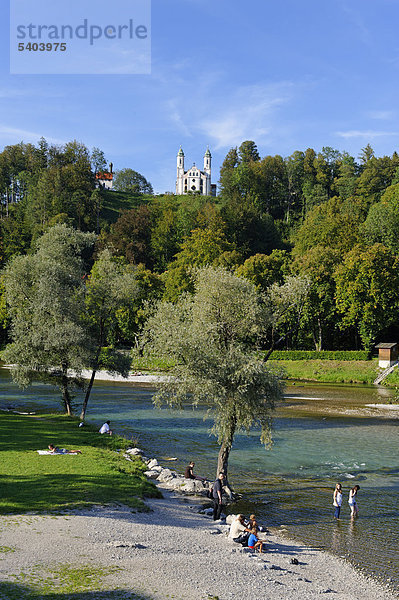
xmin=80 ymin=369 xmax=96 ymax=421
xmin=217 ymin=440 xmax=231 ymax=478
xmin=317 ymin=317 xmax=323 ymax=351
xmin=61 ymin=363 xmax=73 ymax=416
xmin=216 ymin=441 xmax=234 ymax=499
xmin=216 ymin=408 xmax=237 ymax=497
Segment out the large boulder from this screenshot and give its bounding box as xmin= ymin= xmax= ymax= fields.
xmin=126 ymin=448 xmax=143 ymax=455
xmin=157 ymin=468 xmax=176 ymax=482
xmin=146 ymin=458 xmax=159 ymax=469
xmin=144 ymin=470 xmax=159 ymax=479
xmin=179 ymin=480 xmax=196 ymax=493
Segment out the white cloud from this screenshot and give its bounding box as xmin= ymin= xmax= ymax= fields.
xmin=335 ymin=129 xmax=398 ymax=139
xmin=164 ymin=81 xmax=294 ymax=150
xmin=366 ymin=110 xmax=394 ymax=121
xmin=0 ymin=125 xmax=64 ymax=145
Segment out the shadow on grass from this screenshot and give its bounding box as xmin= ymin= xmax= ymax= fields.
xmin=0 ymin=582 xmax=154 ymax=600
xmin=0 ymin=472 xmax=160 ymax=514
xmin=0 ymin=412 xmax=127 ymax=453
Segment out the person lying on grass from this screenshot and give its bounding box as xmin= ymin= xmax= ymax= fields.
xmin=48 ymin=444 xmax=82 ymax=454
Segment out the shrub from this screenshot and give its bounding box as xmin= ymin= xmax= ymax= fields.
xmin=266 ymin=350 xmax=371 ymax=361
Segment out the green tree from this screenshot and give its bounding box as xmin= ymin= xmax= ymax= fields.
xmin=292 ymin=196 xmax=361 ymax=256
xmin=3 ymin=224 xmax=96 ymax=415
xmin=219 ymin=147 xmax=239 ymax=199
xmin=113 ymin=168 xmax=153 ymax=194
xmin=108 ymin=205 xmax=154 ymax=268
xmin=362 ymin=183 xmax=399 ymax=253
xmin=334 ymin=244 xmax=399 ymax=350
xmin=238 ymin=140 xmax=260 ymax=164
xmin=91 ymin=147 xmax=107 ymax=173
xmin=142 ymin=266 xmax=283 ymax=484
xmin=222 ymin=197 xmax=283 ymax=258
xmin=294 ymin=246 xmax=341 ymax=350
xmin=236 ymin=250 xmax=289 ymax=289
xmin=161 ymin=224 xmax=233 ymax=301
xmin=334 ymin=152 xmax=358 ymax=200
xmin=80 ymin=248 xmax=138 ymax=420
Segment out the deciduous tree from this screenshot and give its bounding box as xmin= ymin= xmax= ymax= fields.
xmin=141 ymin=266 xmax=283 ymax=486
xmin=3 ymin=224 xmax=96 ymax=415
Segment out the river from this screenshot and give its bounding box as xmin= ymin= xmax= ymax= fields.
xmin=1 ymin=368 xmax=398 ymax=592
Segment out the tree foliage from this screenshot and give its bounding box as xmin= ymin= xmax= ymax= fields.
xmin=141 ymin=266 xmax=283 ymax=481
xmin=3 ymin=224 xmax=96 ymax=414
xmin=113 ymin=168 xmax=153 ymax=195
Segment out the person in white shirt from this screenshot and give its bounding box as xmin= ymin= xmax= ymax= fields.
xmin=99 ymin=421 xmax=112 ymax=435
xmin=333 ymin=482 xmax=343 ymax=519
xmin=228 ymin=514 xmax=251 ymax=541
xmin=348 ymin=485 xmax=360 ymax=518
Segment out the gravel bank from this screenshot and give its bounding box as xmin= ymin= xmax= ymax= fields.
xmin=0 ymin=485 xmax=396 ymax=600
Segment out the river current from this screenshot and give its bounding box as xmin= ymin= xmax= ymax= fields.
xmin=1 ymin=369 xmax=398 ymax=592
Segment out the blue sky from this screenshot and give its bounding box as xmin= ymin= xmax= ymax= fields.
xmin=1 ymin=0 xmax=399 ymax=192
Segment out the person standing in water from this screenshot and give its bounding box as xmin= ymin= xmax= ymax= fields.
xmin=333 ymin=483 xmax=343 ymax=519
xmin=348 ymin=485 xmax=360 ymax=518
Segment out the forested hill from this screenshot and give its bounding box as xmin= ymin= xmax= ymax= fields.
xmin=1 ymin=137 xmax=399 ymax=353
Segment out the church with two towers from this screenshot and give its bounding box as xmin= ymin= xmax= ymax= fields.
xmin=176 ymin=147 xmax=216 ymax=196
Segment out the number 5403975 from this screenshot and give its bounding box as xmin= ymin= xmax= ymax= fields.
xmin=18 ymin=42 xmax=67 ymax=51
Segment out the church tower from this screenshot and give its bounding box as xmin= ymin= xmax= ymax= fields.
xmin=203 ymin=147 xmax=211 ymax=195
xmin=176 ymin=146 xmax=215 ymax=196
xmin=176 ymin=146 xmax=185 ymax=194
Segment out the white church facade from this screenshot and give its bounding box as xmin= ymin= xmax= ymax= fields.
xmin=176 ymin=147 xmax=216 ymax=196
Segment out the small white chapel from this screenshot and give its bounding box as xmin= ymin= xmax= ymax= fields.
xmin=175 ymin=147 xmax=216 ymax=196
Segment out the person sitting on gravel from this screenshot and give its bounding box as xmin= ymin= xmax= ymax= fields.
xmin=244 ymin=514 xmax=266 ymax=533
xmin=247 ymin=527 xmax=264 ymax=553
xmin=228 ymin=514 xmax=251 ymax=545
xmin=184 ymin=461 xmax=206 ymax=481
xmin=48 ymin=444 xmax=82 ymax=454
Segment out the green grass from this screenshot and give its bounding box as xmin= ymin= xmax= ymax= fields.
xmin=0 ymin=412 xmax=161 ymax=515
xmin=100 ymin=189 xmax=149 ymax=223
xmin=382 ymin=368 xmax=399 ymax=387
xmin=130 ymin=355 xmax=176 ymax=373
xmin=273 ymin=358 xmax=380 ymax=384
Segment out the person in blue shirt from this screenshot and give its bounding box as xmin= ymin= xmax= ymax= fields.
xmin=247 ymin=527 xmax=264 ymax=552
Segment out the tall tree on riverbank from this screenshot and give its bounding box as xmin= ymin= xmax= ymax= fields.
xmin=3 ymin=224 xmax=96 ymax=415
xmin=141 ymin=266 xmax=284 ymax=486
xmin=80 ymin=248 xmax=138 ymax=421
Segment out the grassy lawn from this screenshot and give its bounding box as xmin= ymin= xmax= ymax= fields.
xmin=273 ymin=359 xmax=380 ymax=384
xmin=0 ymin=412 xmax=161 ymax=515
xmin=130 ymin=354 xmax=176 ymax=373
xmin=100 ymin=189 xmax=148 ymax=223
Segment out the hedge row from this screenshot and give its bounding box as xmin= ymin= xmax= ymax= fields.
xmin=267 ymin=350 xmax=371 ymax=361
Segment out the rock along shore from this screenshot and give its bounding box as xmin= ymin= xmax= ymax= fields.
xmin=0 ymin=446 xmax=397 ymax=600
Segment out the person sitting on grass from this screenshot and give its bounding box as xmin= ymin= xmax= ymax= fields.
xmin=99 ymin=420 xmax=112 ymax=435
xmin=48 ymin=444 xmax=82 ymax=454
xmin=247 ymin=527 xmax=264 ymax=553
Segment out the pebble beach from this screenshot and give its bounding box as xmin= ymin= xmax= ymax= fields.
xmin=0 ymin=483 xmax=397 ymax=600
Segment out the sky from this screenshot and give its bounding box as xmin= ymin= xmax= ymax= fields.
xmin=1 ymin=0 xmax=399 ymax=193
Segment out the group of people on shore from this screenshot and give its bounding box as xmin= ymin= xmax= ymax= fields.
xmin=184 ymin=464 xmax=266 ymax=552
xmin=227 ymin=513 xmax=266 ymax=552
xmin=333 ymin=483 xmax=360 ymax=519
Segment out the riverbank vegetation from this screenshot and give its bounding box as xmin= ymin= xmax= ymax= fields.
xmin=141 ymin=266 xmax=285 ymax=481
xmin=2 ymin=137 xmax=399 ymax=407
xmin=0 ymin=411 xmax=161 ymax=515
xmin=274 ymin=359 xmax=379 ymax=384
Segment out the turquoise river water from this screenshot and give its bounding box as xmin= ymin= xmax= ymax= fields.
xmin=1 ymin=368 xmax=398 ymax=593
